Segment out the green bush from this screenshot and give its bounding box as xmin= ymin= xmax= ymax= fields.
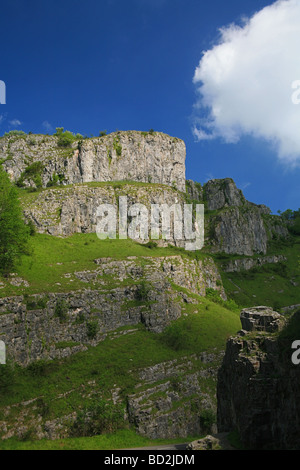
xmin=4 ymin=130 xmax=26 ymax=137
xmin=25 ymin=295 xmax=48 ymax=310
xmin=54 ymin=127 xmax=77 ymax=148
xmin=205 ymin=288 xmax=239 ymax=311
xmin=26 ymin=219 xmax=36 ymax=236
xmin=144 ymin=241 xmax=158 ymax=249
xmin=135 ymin=281 xmax=151 ymax=301
xmin=199 ymin=409 xmax=216 ymax=433
xmin=17 ymin=161 xmax=44 ymax=189
xmin=70 ymin=400 xmax=124 ymax=437
xmin=0 ymin=362 xmax=15 ymax=389
xmin=26 ymin=360 xmax=55 ymax=377
xmin=113 ymin=137 xmax=122 ymax=157
xmin=54 ymin=298 xmax=69 ymax=322
xmin=86 ymin=320 xmax=99 ymax=339
xmin=57 ymin=131 xmax=76 ymax=148
xmin=290 ymin=217 xmax=300 ymax=235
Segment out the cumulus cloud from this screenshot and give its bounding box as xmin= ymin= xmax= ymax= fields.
xmin=9 ymin=119 xmax=22 ymax=127
xmin=193 ymin=0 xmax=300 ymax=164
xmin=42 ymin=120 xmax=53 ymax=133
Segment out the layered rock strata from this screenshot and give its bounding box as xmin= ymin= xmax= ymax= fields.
xmin=0 ymin=131 xmax=186 ymax=192
xmin=0 ymin=255 xmax=224 ymax=366
xmin=217 ymin=307 xmax=300 ymax=449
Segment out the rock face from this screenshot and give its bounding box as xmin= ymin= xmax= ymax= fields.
xmin=204 ymin=178 xmax=246 ymax=211
xmin=186 ymin=179 xmax=203 ymax=202
xmin=1 ymin=132 xmax=290 ymax=256
xmin=203 ymin=179 xmax=289 ymax=256
xmin=217 ymin=307 xmax=300 ymax=449
xmin=127 ymin=352 xmax=221 ymax=440
xmin=221 ymin=255 xmax=287 ymax=272
xmin=208 ymin=206 xmax=268 ymax=255
xmin=240 ymin=306 xmax=284 ymax=333
xmin=0 ymin=255 xmax=224 ymax=366
xmin=187 ymin=433 xmax=235 ymax=450
xmin=0 ymin=131 xmax=186 ymax=192
xmin=22 ymin=182 xmax=187 ymax=242
xmin=0 ymin=352 xmax=222 ymax=442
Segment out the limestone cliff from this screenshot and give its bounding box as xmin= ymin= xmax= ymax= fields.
xmin=1 ymin=132 xmax=290 ymax=257
xmin=0 ymin=131 xmax=186 ymax=192
xmin=21 ymin=182 xmax=187 ymax=242
xmin=202 ymin=178 xmax=289 ymax=256
xmin=217 ymin=307 xmax=300 ymax=449
xmin=0 ymin=255 xmax=224 ymax=366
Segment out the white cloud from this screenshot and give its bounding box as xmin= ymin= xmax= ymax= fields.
xmin=42 ymin=120 xmax=53 ymax=133
xmin=193 ymin=0 xmax=300 ymax=164
xmin=9 ymin=119 xmax=22 ymax=127
xmin=241 ymin=182 xmax=251 ymax=190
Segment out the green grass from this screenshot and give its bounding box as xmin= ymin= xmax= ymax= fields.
xmin=0 ymin=232 xmax=207 ymax=297
xmin=0 ymin=429 xmax=199 ymax=450
xmin=161 ymin=300 xmax=240 ymax=353
xmin=0 ymin=301 xmax=240 ymax=410
xmin=216 ymin=236 xmax=300 ymax=310
xmin=0 ymin=297 xmax=240 ymax=449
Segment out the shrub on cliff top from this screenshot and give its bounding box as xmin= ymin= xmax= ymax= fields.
xmin=54 ymin=127 xmax=77 ymax=148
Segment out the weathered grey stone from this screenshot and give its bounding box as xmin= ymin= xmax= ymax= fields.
xmin=187 ymin=433 xmax=234 ymax=450
xmin=127 ymin=355 xmax=220 ymax=440
xmin=240 ymin=306 xmax=284 ymax=333
xmin=21 ymin=183 xmax=188 ymax=243
xmin=217 ymin=308 xmax=300 ymax=450
xmin=204 ymin=178 xmax=245 ymax=211
xmin=208 ymin=206 xmax=268 ymax=255
xmin=0 ymin=255 xmax=225 ymax=366
xmin=203 ymin=178 xmax=289 ymax=256
xmin=0 ymin=131 xmax=186 ymax=192
xmin=222 ymin=255 xmax=287 ymax=273
xmin=186 ymin=180 xmax=203 ymax=201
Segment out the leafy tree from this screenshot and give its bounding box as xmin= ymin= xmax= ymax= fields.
xmin=54 ymin=127 xmax=76 ymax=147
xmin=0 ymin=167 xmax=30 ymax=275
xmin=54 ymin=127 xmax=64 ymax=136
xmin=281 ymin=209 xmax=294 ymax=220
xmin=290 ymin=216 xmax=300 ymax=235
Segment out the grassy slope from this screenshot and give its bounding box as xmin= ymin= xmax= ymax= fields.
xmin=0 ymin=300 xmax=240 ymax=450
xmin=0 ymin=230 xmax=241 ymax=450
xmin=215 ymin=235 xmax=300 ymax=310
xmin=1 ymin=185 xmax=298 ymax=449
xmin=0 ymin=232 xmax=207 ymax=297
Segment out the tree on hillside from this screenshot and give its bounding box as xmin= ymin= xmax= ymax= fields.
xmin=0 ymin=167 xmax=30 ymax=275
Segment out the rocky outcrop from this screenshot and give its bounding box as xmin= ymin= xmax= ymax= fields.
xmin=217 ymin=307 xmax=300 ymax=449
xmin=0 ymin=255 xmax=225 ymax=366
xmin=208 ymin=206 xmax=269 ymax=255
xmin=0 ymin=131 xmax=186 ymax=192
xmin=240 ymin=306 xmax=285 ymax=333
xmin=0 ymin=352 xmax=222 ymax=442
xmin=127 ymin=352 xmax=221 ymax=439
xmin=186 ymin=180 xmax=203 ymax=202
xmin=21 ymin=182 xmax=187 ymax=242
xmin=221 ymin=255 xmax=287 ymax=273
xmin=203 ymin=179 xmax=289 ymax=256
xmin=203 ymin=178 xmax=246 ymax=211
xmin=187 ymin=433 xmax=235 ymax=450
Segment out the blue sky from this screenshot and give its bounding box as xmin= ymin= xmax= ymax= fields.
xmin=0 ymin=0 xmax=299 ymax=213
